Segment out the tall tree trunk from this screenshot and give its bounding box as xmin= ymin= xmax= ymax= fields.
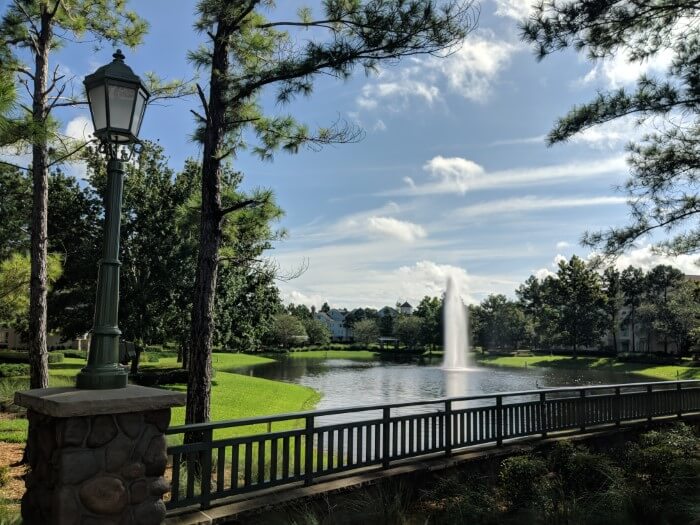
xmin=185 ymin=21 xmax=230 ymax=432
xmin=28 ymin=13 xmax=52 ymax=389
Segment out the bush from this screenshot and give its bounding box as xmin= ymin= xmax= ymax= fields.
xmin=0 ymin=364 xmax=29 ymax=378
xmin=47 ymin=352 xmax=63 ymax=364
xmin=130 ymin=368 xmax=190 ymax=386
xmin=0 ymin=467 xmax=9 ymax=488
xmin=62 ymin=350 xmax=87 ymax=359
xmin=0 ymin=351 xmax=28 ymax=364
xmin=498 ymin=455 xmax=548 ymax=510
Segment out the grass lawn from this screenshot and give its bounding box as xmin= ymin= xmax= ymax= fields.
xmin=476 ymin=354 xmax=700 ymax=380
xmin=285 ymin=349 xmax=377 ymax=360
xmin=0 ymin=352 xmax=319 ymax=444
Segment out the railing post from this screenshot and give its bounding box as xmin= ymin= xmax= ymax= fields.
xmin=677 ymin=382 xmax=683 ymax=419
xmin=200 ymin=428 xmax=213 ymax=509
xmin=647 ymin=384 xmax=653 ymax=422
xmin=495 ymin=396 xmax=502 ymax=446
xmin=579 ymin=389 xmax=586 ymax=432
xmin=304 ymin=415 xmax=314 ymax=485
xmin=382 ymin=407 xmax=391 ymax=469
xmin=614 ymin=387 xmax=621 ymax=427
xmin=445 ymin=400 xmax=453 ymax=456
xmin=539 ymin=392 xmax=547 ymax=438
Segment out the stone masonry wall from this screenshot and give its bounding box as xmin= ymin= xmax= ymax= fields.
xmin=22 ymin=407 xmax=171 ymax=525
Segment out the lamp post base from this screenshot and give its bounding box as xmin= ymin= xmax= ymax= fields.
xmin=76 ymin=366 xmax=128 ymax=390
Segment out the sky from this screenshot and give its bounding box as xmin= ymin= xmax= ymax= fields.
xmin=5 ymin=0 xmax=699 ymax=309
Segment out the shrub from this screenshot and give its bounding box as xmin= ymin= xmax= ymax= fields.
xmin=0 ymin=351 xmax=28 ymax=364
xmin=130 ymin=368 xmax=190 ymax=386
xmin=0 ymin=364 xmax=29 ymax=378
xmin=47 ymin=352 xmax=63 ymax=364
xmin=498 ymin=455 xmax=548 ymax=510
xmin=62 ymin=350 xmax=87 ymax=359
xmin=0 ymin=467 xmax=9 ymax=488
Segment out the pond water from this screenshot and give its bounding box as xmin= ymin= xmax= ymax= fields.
xmin=228 ymin=355 xmax=644 ymax=420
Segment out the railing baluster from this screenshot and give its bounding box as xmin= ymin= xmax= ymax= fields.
xmin=327 ymin=430 xmax=335 ymax=471
xmin=244 ymin=443 xmax=252 ymax=487
xmin=580 ymin=390 xmax=586 ymax=432
xmin=304 ymin=415 xmax=314 ymax=485
xmin=270 ymin=437 xmax=278 ymax=482
xmin=445 ymin=400 xmax=452 ymax=456
xmin=367 ymin=424 xmax=372 ymax=463
xmin=316 ymin=430 xmax=324 ymax=473
xmin=294 ymin=434 xmax=302 ymax=479
xmin=230 ymin=443 xmax=239 ymax=489
xmin=282 ymin=436 xmax=290 ymax=479
xmin=496 ymin=396 xmax=502 ymax=446
xmin=171 ymin=452 xmax=180 ymax=504
xmin=257 ymin=439 xmax=265 ymax=485
xmin=539 ymin=393 xmax=547 ymax=437
xmin=338 ymin=428 xmax=345 ymax=469
xmin=677 ymin=383 xmax=683 ymax=418
xmin=647 ymin=384 xmax=653 ymax=422
xmin=216 ymin=446 xmax=225 ymax=493
xmin=382 ymin=407 xmax=390 ymax=468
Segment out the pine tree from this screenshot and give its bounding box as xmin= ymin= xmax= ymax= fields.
xmin=186 ymin=0 xmax=477 ymax=426
xmin=0 ymin=0 xmax=147 ymax=388
xmin=620 ymin=266 xmax=645 ymax=352
xmin=522 ymin=1 xmax=700 ymax=256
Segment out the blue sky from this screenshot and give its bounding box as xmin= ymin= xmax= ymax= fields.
xmin=8 ymin=0 xmax=698 ymax=308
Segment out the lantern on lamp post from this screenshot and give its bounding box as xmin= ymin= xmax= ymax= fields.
xmin=76 ymin=50 xmax=149 ymax=389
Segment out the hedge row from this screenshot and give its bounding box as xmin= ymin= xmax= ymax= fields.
xmin=0 ymin=351 xmax=64 ymax=364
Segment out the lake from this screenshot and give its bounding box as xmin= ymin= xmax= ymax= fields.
xmin=228 ymin=355 xmax=643 ymax=423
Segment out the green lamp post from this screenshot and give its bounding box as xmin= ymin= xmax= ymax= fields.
xmin=76 ymin=50 xmax=149 ymax=389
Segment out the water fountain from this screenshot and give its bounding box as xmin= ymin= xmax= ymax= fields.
xmin=442 ymin=276 xmax=471 ymax=370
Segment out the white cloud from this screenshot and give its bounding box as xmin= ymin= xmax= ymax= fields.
xmin=493 ymin=0 xmax=536 ymax=20
xmin=276 ymin=255 xmax=521 ymax=309
xmin=372 ymin=119 xmax=387 ymax=132
xmin=357 ymin=67 xmax=440 ymax=110
xmin=534 ymin=267 xmax=555 ymax=280
xmin=556 ymin=241 xmax=572 ymax=249
xmin=606 ymin=245 xmax=700 ymax=275
xmin=384 ymin=155 xmax=627 ymax=196
xmin=355 ymin=30 xmax=519 ymax=110
xmin=65 ymin=115 xmax=94 ymax=141
xmin=365 ymin=217 xmax=427 ymax=242
xmin=281 ymin=290 xmax=326 ymax=308
xmin=581 ymin=48 xmax=674 ymax=89
xmin=453 ymin=195 xmax=627 ymax=218
xmin=296 ymin=202 xmax=427 ymax=243
xmin=431 ymin=31 xmax=518 ymax=102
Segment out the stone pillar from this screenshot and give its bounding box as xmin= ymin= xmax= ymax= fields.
xmin=15 ymin=385 xmax=185 ymax=525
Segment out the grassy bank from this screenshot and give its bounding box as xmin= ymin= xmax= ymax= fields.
xmin=476 ymin=354 xmax=700 ymax=380
xmin=0 ymin=353 xmax=320 ymax=443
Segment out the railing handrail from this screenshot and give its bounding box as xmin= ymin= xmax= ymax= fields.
xmin=166 ymin=379 xmax=699 ymax=435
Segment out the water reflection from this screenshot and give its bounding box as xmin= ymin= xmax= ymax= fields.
xmin=228 ymin=355 xmax=642 ymax=419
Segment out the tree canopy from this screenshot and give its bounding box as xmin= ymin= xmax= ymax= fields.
xmin=522 ymin=1 xmax=700 ymax=256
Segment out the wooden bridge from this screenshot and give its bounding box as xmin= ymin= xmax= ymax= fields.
xmin=164 ymin=380 xmax=700 ymax=518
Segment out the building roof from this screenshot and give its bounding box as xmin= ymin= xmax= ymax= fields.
xmin=400 ymin=301 xmax=412 ymax=308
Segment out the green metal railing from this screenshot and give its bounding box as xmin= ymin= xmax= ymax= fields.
xmin=165 ymin=380 xmax=700 ymax=511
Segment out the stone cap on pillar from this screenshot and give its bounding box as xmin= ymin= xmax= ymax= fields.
xmin=15 ymin=385 xmax=186 ymax=418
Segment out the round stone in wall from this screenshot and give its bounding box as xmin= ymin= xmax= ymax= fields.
xmin=133 ymin=499 xmax=166 ymax=525
xmin=79 ymin=476 xmax=128 ymax=515
xmin=87 ymin=415 xmax=118 ymax=447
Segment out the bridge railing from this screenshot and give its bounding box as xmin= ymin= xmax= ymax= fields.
xmin=164 ymin=380 xmax=700 ymax=511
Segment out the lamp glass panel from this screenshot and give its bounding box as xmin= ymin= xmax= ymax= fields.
xmin=88 ymin=86 xmax=107 ymax=131
xmin=107 ymin=84 xmax=136 ymax=130
xmin=130 ymin=89 xmax=147 ymax=135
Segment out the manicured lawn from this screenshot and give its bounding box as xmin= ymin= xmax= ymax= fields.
xmin=285 ymin=349 xmax=377 ymax=360
xmin=0 ymin=352 xmax=319 ymax=444
xmin=476 ymin=354 xmax=700 ymax=380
